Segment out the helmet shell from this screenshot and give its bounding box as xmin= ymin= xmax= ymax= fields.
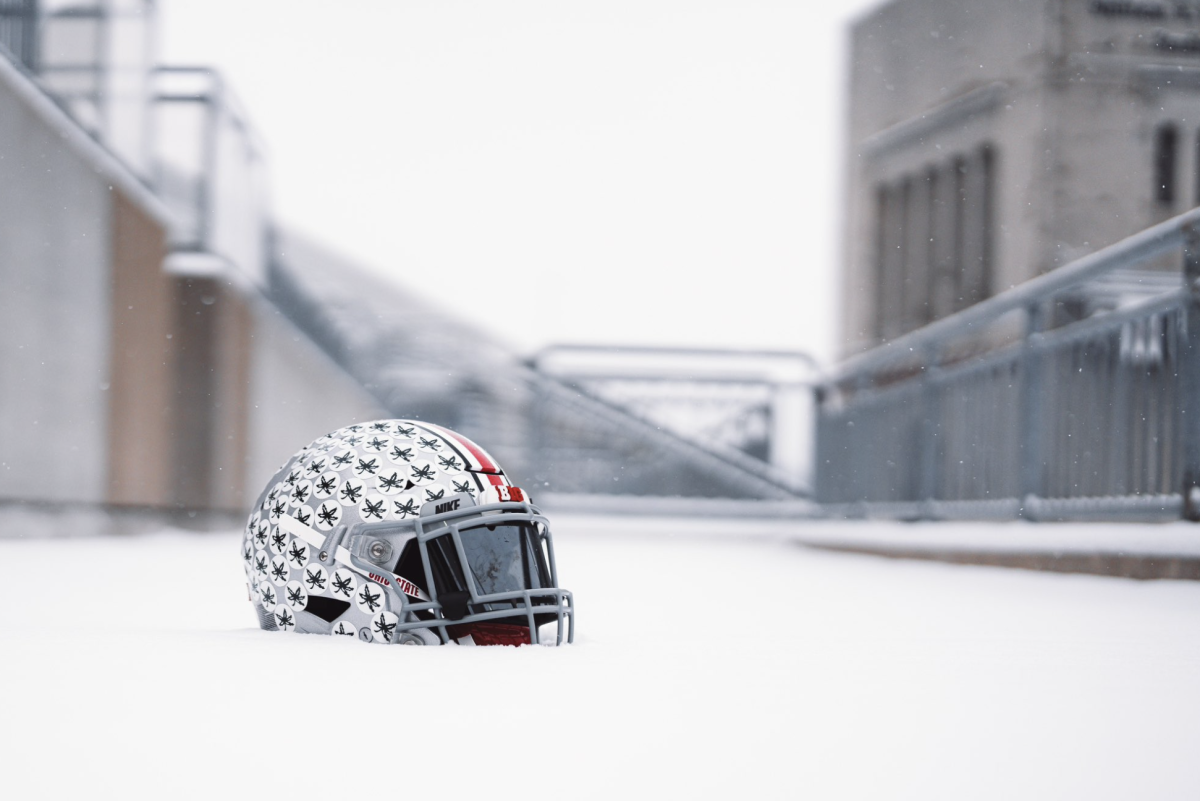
xmin=242 ymin=419 xmax=537 ymax=643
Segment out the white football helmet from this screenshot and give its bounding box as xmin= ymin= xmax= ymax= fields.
xmin=241 ymin=419 xmax=574 ymax=645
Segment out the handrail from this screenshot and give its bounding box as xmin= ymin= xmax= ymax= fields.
xmin=534 ymin=343 xmax=819 ymax=365
xmin=829 ymin=206 xmax=1200 ymax=382
xmin=816 ymin=206 xmax=1200 ymax=520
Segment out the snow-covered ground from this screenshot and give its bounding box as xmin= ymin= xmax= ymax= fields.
xmin=1 ymin=515 xmax=1197 ymax=800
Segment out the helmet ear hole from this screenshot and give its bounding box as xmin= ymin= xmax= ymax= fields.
xmin=392 ymin=539 xmax=427 ymax=593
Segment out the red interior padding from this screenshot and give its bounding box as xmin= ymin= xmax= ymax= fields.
xmin=448 ymin=623 xmax=532 ymax=646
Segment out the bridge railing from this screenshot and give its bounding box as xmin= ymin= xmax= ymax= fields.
xmin=531 ymin=344 xmax=816 ymax=495
xmin=816 ymin=207 xmax=1200 ymax=521
xmin=152 ymin=66 xmax=270 ymax=284
xmin=265 ymin=241 xmax=812 ymax=510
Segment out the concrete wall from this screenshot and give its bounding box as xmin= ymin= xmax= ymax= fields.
xmin=243 ymin=297 xmax=390 ymax=502
xmin=0 ymin=65 xmax=115 ymax=505
xmin=169 ymin=276 xmax=256 ymax=512
xmin=847 ymin=0 xmax=1047 ymax=137
xmin=1048 ymin=1 xmax=1200 ymax=264
xmin=106 ymin=190 xmax=175 ymax=507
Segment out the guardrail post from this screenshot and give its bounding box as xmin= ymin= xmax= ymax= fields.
xmin=854 ymin=372 xmax=872 ymax=507
xmin=1180 ymin=225 xmax=1200 ymax=520
xmin=812 ymin=383 xmax=829 ymax=504
xmin=918 ymin=344 xmax=940 ymax=518
xmin=1019 ymin=301 xmax=1046 ymax=518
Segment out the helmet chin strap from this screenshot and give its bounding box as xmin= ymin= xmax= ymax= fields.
xmin=276 ymin=513 xmax=431 ymax=602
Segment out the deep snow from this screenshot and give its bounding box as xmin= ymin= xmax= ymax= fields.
xmin=1 ymin=516 xmax=1197 ymax=800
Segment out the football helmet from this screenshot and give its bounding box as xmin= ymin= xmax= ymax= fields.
xmin=241 ymin=419 xmax=574 ymax=645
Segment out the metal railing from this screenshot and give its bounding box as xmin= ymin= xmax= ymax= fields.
xmin=265 ymin=242 xmax=809 ymax=507
xmin=33 ymin=0 xmax=157 ymax=175
xmin=517 ymin=363 xmax=805 ymax=502
xmin=531 ymin=344 xmax=816 ymax=495
xmin=0 ymin=2 xmax=267 ymax=281
xmin=816 ymin=207 xmax=1200 ymax=521
xmin=152 ymin=66 xmax=270 ymax=283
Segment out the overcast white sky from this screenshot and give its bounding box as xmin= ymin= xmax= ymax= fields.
xmin=160 ymin=0 xmax=882 ymax=363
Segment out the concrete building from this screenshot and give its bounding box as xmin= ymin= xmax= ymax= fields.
xmin=842 ymin=0 xmax=1200 ymax=356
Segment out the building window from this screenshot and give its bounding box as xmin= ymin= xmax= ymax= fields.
xmin=0 ymin=0 xmax=38 ymax=70
xmin=872 ymin=186 xmax=888 ymax=343
xmin=977 ymin=143 xmax=995 ymax=303
xmin=921 ymin=166 xmax=939 ymax=326
xmin=1194 ymin=129 xmax=1200 ymax=206
xmin=897 ymin=177 xmax=913 ymax=336
xmin=1154 ymin=123 xmax=1177 ymax=206
xmin=870 ymin=143 xmax=998 ymax=341
xmin=951 ymin=155 xmax=967 ymax=312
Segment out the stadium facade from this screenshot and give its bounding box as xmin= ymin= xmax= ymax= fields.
xmin=842 ymin=0 xmax=1200 ymax=355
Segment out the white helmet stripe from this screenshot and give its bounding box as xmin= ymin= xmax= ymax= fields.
xmin=277 ymin=513 xmax=431 ymax=602
xmin=413 ymin=421 xmax=504 ymax=476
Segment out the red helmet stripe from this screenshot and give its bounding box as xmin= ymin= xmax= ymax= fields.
xmin=422 ymin=423 xmax=502 ymax=475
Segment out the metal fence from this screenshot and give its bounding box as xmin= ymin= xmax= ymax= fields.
xmin=264 ymin=238 xmax=810 ymax=509
xmin=816 ymin=207 xmax=1200 ymax=521
xmin=531 ymin=344 xmax=815 ymax=494
xmin=152 ymin=66 xmax=270 ymax=282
